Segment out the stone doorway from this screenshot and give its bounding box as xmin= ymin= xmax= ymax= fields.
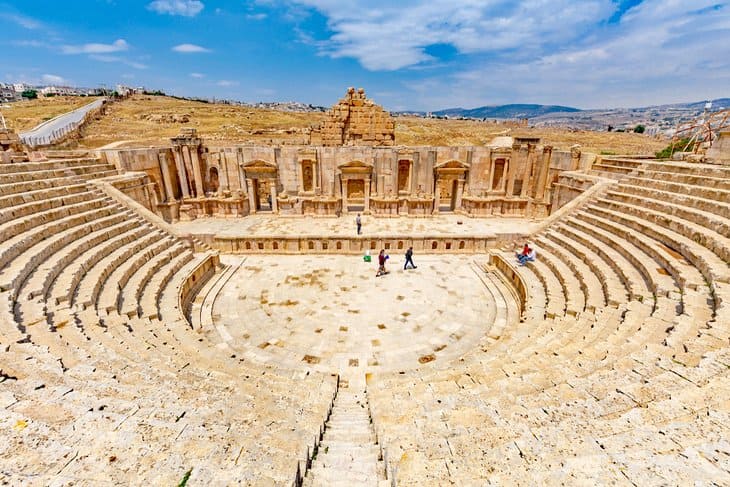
xmin=338 ymin=160 xmax=373 ymax=214
xmin=437 ymin=178 xmax=458 ymax=212
xmin=253 ymin=178 xmax=272 ymax=211
xmin=347 ymin=179 xmax=365 ymax=211
xmin=242 ymin=159 xmax=279 ymax=214
xmin=433 ymin=160 xmax=469 ymax=214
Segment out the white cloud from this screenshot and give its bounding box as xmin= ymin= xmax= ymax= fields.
xmin=246 ymin=13 xmax=268 ymax=20
xmin=11 ymin=40 xmax=48 ymax=48
xmin=217 ymin=80 xmax=239 ymax=87
xmin=88 ymin=55 xmax=149 ymax=69
xmin=1 ymin=12 xmax=42 ymax=29
xmin=42 ymin=74 xmax=66 ymax=84
xmin=172 ymin=43 xmax=211 ymax=53
xmin=287 ymin=0 xmax=615 ymax=70
xmin=148 ymin=0 xmax=204 ymax=17
xmin=62 ymin=39 xmax=129 ymax=55
xmin=190 ymin=72 xmax=205 ymax=78
xmin=402 ymin=0 xmax=730 ymax=109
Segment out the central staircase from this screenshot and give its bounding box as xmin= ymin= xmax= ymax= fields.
xmin=304 ymin=377 xmax=388 ymax=486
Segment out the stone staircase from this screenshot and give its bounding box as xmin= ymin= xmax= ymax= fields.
xmin=304 ymin=378 xmax=388 ymax=486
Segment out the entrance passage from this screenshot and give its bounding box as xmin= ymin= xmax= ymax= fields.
xmin=347 ymin=179 xmax=365 ymax=212
xmin=437 ymin=178 xmax=458 ymax=212
xmin=254 ymin=179 xmax=272 ymax=211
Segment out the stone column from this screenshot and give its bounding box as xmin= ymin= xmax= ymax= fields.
xmin=505 ymin=144 xmax=517 ymax=197
xmin=157 ymin=152 xmax=175 ymax=202
xmin=570 ymin=145 xmax=582 ymax=171
xmin=246 ymin=178 xmax=256 ymax=213
xmin=218 ymin=152 xmax=230 ymax=193
xmin=455 ymin=178 xmax=465 ymax=210
xmin=521 ymin=144 xmax=535 ymax=198
xmin=173 ymin=148 xmax=190 ymax=199
xmin=535 ymin=146 xmax=552 ymax=201
xmin=364 ymin=177 xmax=371 ymax=214
xmin=341 ymin=176 xmax=348 ymax=212
xmin=187 ymin=146 xmax=205 ymax=198
xmin=487 ymin=158 xmax=495 ymax=192
xmin=432 ymin=176 xmax=440 ymax=214
xmin=270 ymin=180 xmax=279 ymax=213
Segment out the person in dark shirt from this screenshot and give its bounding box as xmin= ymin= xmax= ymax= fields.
xmin=404 ymin=246 xmax=417 ymax=270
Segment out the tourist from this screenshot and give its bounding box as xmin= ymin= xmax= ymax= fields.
xmin=516 ymin=243 xmax=530 ymax=262
xmin=376 ymin=249 xmax=389 ymax=277
xmin=404 ymin=246 xmax=417 ymax=270
xmin=517 ymin=243 xmax=537 ymax=265
xmin=356 ymin=213 xmax=362 ymax=235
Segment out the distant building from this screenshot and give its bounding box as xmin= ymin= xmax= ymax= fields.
xmin=0 ymin=84 xmax=21 ymax=102
xmin=40 ymin=85 xmax=81 ymax=97
xmin=115 ymin=85 xmax=145 ymax=96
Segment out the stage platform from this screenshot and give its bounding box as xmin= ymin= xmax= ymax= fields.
xmin=173 ymin=214 xmax=539 ymax=254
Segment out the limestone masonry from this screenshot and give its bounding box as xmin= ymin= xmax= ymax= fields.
xmin=310 ymin=87 xmax=395 ymax=146
xmin=1 ymin=89 xmax=729 ymax=485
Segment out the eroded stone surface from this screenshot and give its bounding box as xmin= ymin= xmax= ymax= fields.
xmin=210 ymin=255 xmax=500 ymax=374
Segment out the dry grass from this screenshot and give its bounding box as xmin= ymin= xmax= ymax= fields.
xmin=79 ymin=95 xmax=322 ymax=148
xmin=7 ymin=95 xmax=666 ymax=155
xmin=396 ymin=116 xmax=666 ymax=155
xmin=3 ymin=96 xmax=102 ymax=132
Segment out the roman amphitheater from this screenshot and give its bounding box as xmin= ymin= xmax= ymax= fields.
xmin=1 ymin=88 xmax=729 ymax=486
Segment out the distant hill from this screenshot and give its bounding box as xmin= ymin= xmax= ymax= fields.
xmin=667 ymin=98 xmax=730 ymax=111
xmin=432 ymin=104 xmax=581 ymax=119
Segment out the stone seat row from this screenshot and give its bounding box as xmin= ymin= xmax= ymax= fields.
xmin=0 ymin=157 xmax=102 ymax=174
xmin=0 ymin=162 xmax=118 ymax=186
xmin=0 ymin=157 xmax=336 ymax=483
xmin=366 ymin=161 xmax=730 ymax=484
xmin=369 ymin=349 xmax=730 ymax=484
xmin=1 ymin=309 xmax=337 ymax=484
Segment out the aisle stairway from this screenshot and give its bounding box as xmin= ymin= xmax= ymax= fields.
xmin=304 ymin=378 xmax=388 ymax=486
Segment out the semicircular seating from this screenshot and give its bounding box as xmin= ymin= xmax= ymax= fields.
xmin=1 ymin=155 xmax=729 ymax=484
xmin=367 ymin=158 xmax=730 ymax=485
xmin=0 ymin=156 xmax=336 ymax=484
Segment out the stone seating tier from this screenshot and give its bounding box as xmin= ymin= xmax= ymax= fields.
xmin=1 ymin=155 xmax=729 ymax=484
xmin=0 ymin=157 xmax=336 ymax=484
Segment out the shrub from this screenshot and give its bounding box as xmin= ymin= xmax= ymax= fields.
xmin=633 ymin=124 xmax=645 ymax=133
xmin=656 ymin=137 xmax=693 ymax=159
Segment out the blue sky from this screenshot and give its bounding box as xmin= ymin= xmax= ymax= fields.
xmin=1 ymin=0 xmax=728 ymax=110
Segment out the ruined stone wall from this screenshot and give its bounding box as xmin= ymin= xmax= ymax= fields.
xmin=107 ymin=139 xmax=579 ymax=222
xmin=310 ymin=88 xmax=395 ymax=147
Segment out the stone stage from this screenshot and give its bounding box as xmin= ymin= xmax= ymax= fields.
xmin=205 ymin=254 xmax=515 ymax=375
xmin=173 ymin=214 xmax=540 ymax=254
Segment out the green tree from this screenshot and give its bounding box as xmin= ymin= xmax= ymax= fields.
xmin=655 ymin=137 xmax=692 ymax=159
xmin=21 ymin=89 xmax=37 ymax=100
xmin=633 ymin=124 xmax=645 ymax=134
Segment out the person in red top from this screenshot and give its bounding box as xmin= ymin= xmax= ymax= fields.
xmin=516 ymin=242 xmax=530 ymax=265
xmin=376 ymin=249 xmax=389 ymax=277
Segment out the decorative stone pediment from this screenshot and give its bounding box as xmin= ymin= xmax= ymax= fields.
xmin=242 ymin=159 xmax=277 ymax=178
xmin=338 ymin=160 xmax=373 ymax=175
xmin=434 ymin=159 xmax=469 ymax=176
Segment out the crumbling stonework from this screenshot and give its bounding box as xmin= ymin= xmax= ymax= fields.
xmin=0 ymin=128 xmax=23 ymax=152
xmin=310 ymin=87 xmax=395 ymax=146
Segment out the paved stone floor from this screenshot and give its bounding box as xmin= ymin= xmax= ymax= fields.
xmin=210 ymin=254 xmax=498 ymax=374
xmin=174 ymin=213 xmax=539 ymax=238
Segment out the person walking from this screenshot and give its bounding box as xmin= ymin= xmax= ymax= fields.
xmin=376 ymin=249 xmax=389 ymax=277
xmin=404 ymin=246 xmax=417 ymax=270
xmin=356 ymin=213 xmax=362 ymax=235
